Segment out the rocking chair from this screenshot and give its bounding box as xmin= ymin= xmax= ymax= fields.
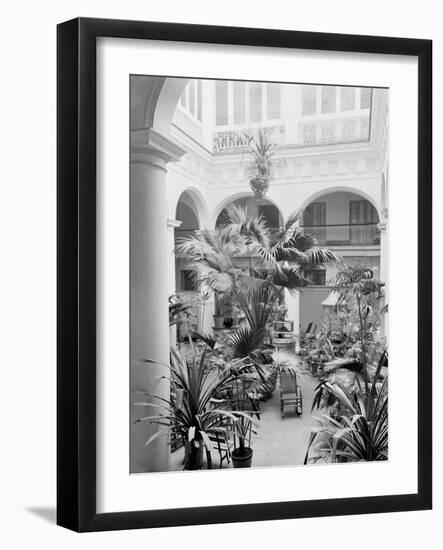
xmin=280 ymin=371 xmax=303 ymax=418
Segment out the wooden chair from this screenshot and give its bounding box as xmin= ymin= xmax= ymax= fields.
xmin=280 ymin=371 xmax=303 ymax=418
xmin=208 ymin=426 xmax=233 ymax=468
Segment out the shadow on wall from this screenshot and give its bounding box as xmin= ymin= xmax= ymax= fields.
xmin=25 ymin=506 xmax=56 ymax=524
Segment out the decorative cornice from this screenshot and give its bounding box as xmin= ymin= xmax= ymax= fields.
xmin=131 ymin=128 xmax=186 ymax=168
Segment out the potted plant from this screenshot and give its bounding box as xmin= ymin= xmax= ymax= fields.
xmin=231 ymin=302 xmax=244 ymax=328
xmin=245 ymin=129 xmax=276 ymax=200
xmin=231 ymin=412 xmax=258 ymax=468
xmin=213 ymin=296 xmax=225 ymax=329
xmin=134 ymin=347 xmax=250 ymax=470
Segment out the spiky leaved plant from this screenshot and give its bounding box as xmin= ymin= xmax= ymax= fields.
xmin=134 ymin=347 xmax=256 ymax=470
xmin=304 ymin=350 xmax=388 ymax=464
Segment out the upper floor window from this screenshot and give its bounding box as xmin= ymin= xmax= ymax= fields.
xmin=215 ymin=80 xmax=229 ymax=126
xmin=267 ymin=83 xmax=281 ymax=120
xmin=303 ymin=202 xmax=326 ymax=227
xmin=321 ymin=121 xmax=335 ymax=143
xmin=341 ymin=88 xmax=355 ymax=111
xmin=360 ymin=88 xmax=371 ymax=109
xmin=321 ymin=86 xmax=336 ymax=114
xmin=303 ymin=123 xmax=316 ymax=144
xmin=342 ymin=118 xmax=356 ymax=139
xmin=215 ymin=81 xmax=281 ymax=127
xmin=233 ymin=81 xmax=246 ymax=125
xmin=249 ymin=82 xmax=263 ymax=122
xmin=309 ymin=268 xmax=326 ymax=286
xmin=179 ymin=80 xmax=203 ymax=122
xmin=302 ymin=85 xmax=316 ymax=115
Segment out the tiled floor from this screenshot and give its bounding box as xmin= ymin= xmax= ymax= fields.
xmin=252 ymin=373 xmax=319 ymax=468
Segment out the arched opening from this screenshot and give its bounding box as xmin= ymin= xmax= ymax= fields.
xmin=215 ymin=196 xmax=283 ymax=229
xmin=174 ymin=191 xmax=201 ymax=336
xmin=298 ymin=190 xmax=381 ymax=334
xmin=301 ymin=190 xmax=380 ymax=247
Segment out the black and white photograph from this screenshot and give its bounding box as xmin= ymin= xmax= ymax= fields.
xmin=130 ymin=77 xmax=389 ymax=473
xmin=1 ymin=1 xmax=437 ymax=544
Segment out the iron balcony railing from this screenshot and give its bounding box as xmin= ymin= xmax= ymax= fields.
xmin=212 ymin=125 xmax=285 ymax=153
xmin=175 ymin=224 xmax=380 ymax=247
xmin=301 ymin=223 xmax=380 ymax=246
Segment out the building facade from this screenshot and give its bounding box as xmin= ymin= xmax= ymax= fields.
xmin=129 ymin=76 xmax=388 ymax=473
xmin=168 ymin=79 xmax=388 ymax=337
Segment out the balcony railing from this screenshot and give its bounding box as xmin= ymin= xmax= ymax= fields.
xmin=212 ymin=125 xmax=285 ymax=153
xmin=301 ymin=223 xmax=380 ymax=246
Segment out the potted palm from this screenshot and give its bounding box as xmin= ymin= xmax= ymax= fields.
xmin=246 ymin=129 xmax=276 ymax=199
xmin=231 ymin=412 xmax=258 ymax=468
xmin=134 ymin=347 xmax=250 ymax=470
xmin=213 ymin=295 xmax=225 ymax=329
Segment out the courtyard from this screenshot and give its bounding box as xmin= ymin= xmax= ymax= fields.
xmin=130 ymin=76 xmax=389 ymax=473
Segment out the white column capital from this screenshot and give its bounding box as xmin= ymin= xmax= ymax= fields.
xmin=167 ymin=218 xmax=183 ymax=231
xmin=377 ymin=221 xmax=388 ymax=232
xmin=131 ymin=127 xmax=186 ymax=170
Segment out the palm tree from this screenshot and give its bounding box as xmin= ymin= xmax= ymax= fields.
xmin=304 ymin=350 xmax=388 ymax=463
xmin=245 ymin=128 xmax=276 ymax=199
xmin=134 ymin=347 xmax=257 ymax=470
xmin=176 ymin=206 xmax=338 ymax=333
xmin=331 ymin=264 xmax=385 ymax=394
xmin=225 ymin=204 xmax=338 ymax=290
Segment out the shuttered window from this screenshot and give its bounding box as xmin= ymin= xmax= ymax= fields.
xmin=350 ymin=200 xmax=377 ymax=224
xmin=215 ymin=80 xmax=229 ymax=125
xmin=341 ymin=87 xmax=355 ymax=111
xmin=303 ymin=202 xmax=326 ymax=226
xmin=233 ymin=81 xmax=246 ymax=124
xmin=321 ymin=121 xmax=335 ymax=142
xmin=303 ymin=202 xmax=326 ymax=244
xmin=249 ymin=82 xmax=262 ymax=122
xmin=321 ymin=86 xmax=336 ymax=114
xmin=302 ymin=85 xmax=316 ymax=115
xmin=360 ymin=88 xmax=371 ymax=109
xmin=342 ymin=118 xmax=356 ymax=139
xmin=267 ymin=83 xmax=281 ymax=119
xmin=303 ymin=123 xmax=316 ymax=144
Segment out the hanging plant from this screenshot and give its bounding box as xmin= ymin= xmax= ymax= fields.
xmin=245 ymin=128 xmax=276 ymax=199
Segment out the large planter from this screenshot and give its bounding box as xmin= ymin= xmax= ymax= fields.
xmin=250 ymin=176 xmax=269 ymax=199
xmin=184 ymin=440 xmax=204 ymax=470
xmin=232 ymin=447 xmax=253 ymax=468
xmin=213 ymin=314 xmax=225 ymax=329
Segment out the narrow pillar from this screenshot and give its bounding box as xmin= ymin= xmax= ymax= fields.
xmin=167 ymin=218 xmax=182 ymax=347
xmin=130 ymin=129 xmax=185 ymax=473
xmin=378 ymin=215 xmax=389 ymax=344
xmin=285 ymin=289 xmax=300 ymax=350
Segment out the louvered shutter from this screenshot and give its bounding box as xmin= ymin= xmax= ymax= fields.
xmin=341 ymin=87 xmax=355 ymax=111
xmin=215 ymin=80 xmax=228 ymax=125
xmin=233 ymin=81 xmax=245 ymax=124
xmin=249 ymin=82 xmax=262 ymax=122
xmin=267 ymin=83 xmax=281 ymax=119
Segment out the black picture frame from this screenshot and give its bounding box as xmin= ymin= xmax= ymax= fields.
xmin=57 ymin=17 xmax=432 ymax=532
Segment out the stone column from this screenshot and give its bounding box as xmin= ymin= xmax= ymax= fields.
xmin=130 ymin=129 xmax=185 ymax=473
xmin=378 ymin=213 xmax=389 ymax=344
xmin=285 ymin=289 xmax=300 ymax=351
xmin=167 ymin=218 xmax=182 ymax=347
